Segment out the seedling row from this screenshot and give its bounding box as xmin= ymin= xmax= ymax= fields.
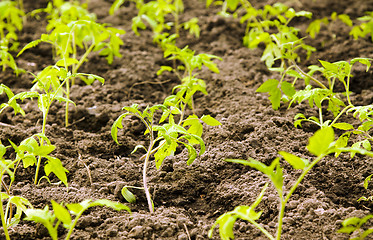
xmin=0 ymin=0 xmax=372 ymax=239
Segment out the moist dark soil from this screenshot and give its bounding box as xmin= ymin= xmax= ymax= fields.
xmin=1 ymin=0 xmax=373 ymax=239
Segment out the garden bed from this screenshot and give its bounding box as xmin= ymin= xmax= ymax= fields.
xmin=1 ymin=0 xmax=373 ymax=239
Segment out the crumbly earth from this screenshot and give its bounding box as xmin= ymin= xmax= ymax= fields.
xmin=1 ymin=0 xmax=373 ymax=239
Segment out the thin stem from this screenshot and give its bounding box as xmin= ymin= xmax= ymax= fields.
xmin=34 ymin=109 xmax=48 ymax=184
xmin=143 ymin=142 xmax=154 ymax=213
xmin=64 ymin=211 xmax=83 ymax=240
xmin=0 ymin=182 xmax=11 ymax=240
xmin=292 ymin=61 xmax=328 ymax=89
xmin=330 ymin=105 xmax=354 ymax=126
xmin=276 ymin=199 xmax=285 ymax=240
xmin=65 ymin=78 xmax=70 ymax=127
xmin=318 ymin=107 xmax=323 ymax=127
xmin=274 ymin=153 xmax=326 ymax=240
xmin=139 ymin=115 xmax=155 ymax=213
xmin=74 ymin=43 xmax=95 ymax=75
xmin=250 ymin=219 xmax=275 ymax=240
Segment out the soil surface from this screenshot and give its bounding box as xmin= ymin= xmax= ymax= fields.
xmin=1 ymin=0 xmax=373 ymax=239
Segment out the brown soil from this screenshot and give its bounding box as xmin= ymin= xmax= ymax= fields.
xmin=1 ymin=0 xmax=373 ymax=239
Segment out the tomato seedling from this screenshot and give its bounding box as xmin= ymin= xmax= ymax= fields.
xmin=19 ymin=6 xmax=123 ymax=126
xmin=7 ymin=65 xmax=103 ymax=184
xmin=209 ymin=127 xmax=373 ymax=240
xmin=0 ymin=0 xmax=25 ymax=74
xmin=338 ymin=215 xmax=373 ymax=239
xmin=24 ymin=199 xmax=130 ymax=240
xmin=207 ymin=0 xmax=315 ymax=68
xmin=0 ymin=141 xmax=33 ymax=240
xmin=110 ymin=0 xmax=200 ymax=46
xmin=112 ymin=103 xmax=220 ymax=213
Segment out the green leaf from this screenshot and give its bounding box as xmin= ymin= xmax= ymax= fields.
xmin=24 ymin=206 xmax=58 ymax=240
xmin=111 ymin=113 xmax=128 ymax=144
xmin=51 ymin=200 xmax=71 ymax=228
xmin=182 ymin=143 xmax=197 ymax=165
xmin=109 ymin=0 xmax=125 ymax=15
xmin=256 ymin=79 xmax=279 ymax=93
xmin=90 ymin=199 xmax=131 ymax=213
xmin=307 ymin=127 xmax=334 ymax=156
xmin=121 ymin=187 xmax=136 ymax=203
xmin=201 ymin=115 xmax=221 ymax=126
xmin=281 ymin=81 xmax=295 ymax=97
xmin=256 ymin=79 xmax=282 ymax=109
xmin=332 ymin=122 xmax=354 ymax=130
xmin=268 ymin=88 xmax=281 ymax=110
xmin=0 ymin=144 xmax=6 ymax=158
xmin=17 ymin=39 xmax=43 ymax=57
xmin=56 ymin=58 xmax=79 ymax=67
xmin=34 ymin=145 xmax=56 ymax=156
xmin=363 ymin=174 xmax=372 ymax=189
xmin=278 ymin=151 xmax=308 ymax=170
xmin=350 ymin=58 xmax=372 ymax=71
xmin=44 ymin=156 xmax=68 ymax=187
xmin=154 ymin=140 xmax=177 ymax=169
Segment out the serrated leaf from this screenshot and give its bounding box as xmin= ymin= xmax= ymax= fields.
xmin=17 ymin=39 xmax=43 ymax=57
xmin=307 ymin=127 xmax=334 ymax=156
xmin=34 ymin=145 xmax=56 ymax=156
xmin=281 ymin=81 xmax=295 ymax=97
xmin=268 ymin=88 xmax=281 ymax=110
xmin=44 ymin=156 xmax=68 ymax=187
xmin=278 ymin=151 xmax=308 ymax=170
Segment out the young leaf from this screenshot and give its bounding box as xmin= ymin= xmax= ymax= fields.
xmin=278 ymin=151 xmax=308 ymax=170
xmin=256 ymin=79 xmax=281 ymax=110
xmin=51 ymin=200 xmax=72 ymax=228
xmin=332 ymin=123 xmax=354 ymax=130
xmin=44 ymin=156 xmax=68 ymax=187
xmin=90 ymin=199 xmax=131 ymax=213
xmin=121 ymin=187 xmax=136 ymax=203
xmin=24 ymin=206 xmax=58 ymax=240
xmin=201 ymin=115 xmax=221 ymax=126
xmin=307 ymin=127 xmax=334 ymax=156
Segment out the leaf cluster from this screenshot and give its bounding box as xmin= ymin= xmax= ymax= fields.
xmin=110 ymin=0 xmax=200 ymax=45
xmin=207 ymin=0 xmax=314 ymax=68
xmin=0 ymin=0 xmax=25 ymax=74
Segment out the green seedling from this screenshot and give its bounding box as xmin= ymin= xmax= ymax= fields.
xmin=357 ymin=174 xmax=373 ymax=202
xmin=0 ymin=0 xmax=24 ymax=51
xmin=158 ymin=44 xmax=222 ymax=109
xmin=0 ymin=0 xmax=25 ymax=74
xmin=307 ymin=12 xmax=352 ymax=39
xmin=209 ymin=127 xmax=373 ymax=240
xmin=350 ymin=11 xmax=373 ymax=42
xmin=8 ymin=134 xmax=68 ymax=187
xmin=24 ymin=199 xmax=131 ymax=240
xmin=258 ymin=57 xmax=372 ymax=130
xmin=7 ymin=65 xmax=103 ymax=184
xmin=0 ymin=141 xmax=33 ymax=240
xmin=112 ymin=103 xmax=220 ymax=213
xmin=338 ymin=215 xmax=373 ymax=240
xmin=207 ymin=0 xmax=315 ymax=69
xmin=110 ymin=0 xmax=200 ymax=46
xmin=44 ymin=0 xmax=96 ymax=31
xmin=19 ymin=16 xmax=122 ymax=126
xmin=0 ymin=83 xmax=25 ymax=116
